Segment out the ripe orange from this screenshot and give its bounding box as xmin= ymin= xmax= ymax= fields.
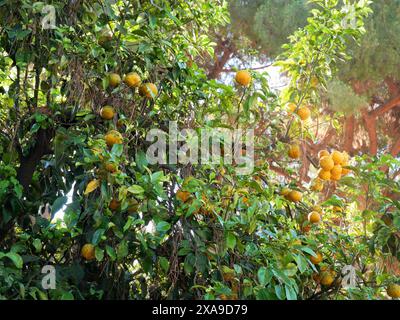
xmin=331 ymin=165 xmax=342 ymax=176
xmin=81 ymin=243 xmax=95 ymax=260
xmin=318 ymin=150 xmax=330 ymax=158
xmin=109 ymin=198 xmax=120 ymax=211
xmin=387 ymin=284 xmax=400 ymax=298
xmin=312 ymin=205 xmax=322 ymax=213
xmin=310 ymin=179 xmax=324 ymax=192
xmin=105 ymin=130 xmax=123 ymax=147
xmin=320 ymin=271 xmax=335 ymax=286
xmin=108 ymin=73 xmax=121 ymax=87
xmin=341 ymin=162 xmax=351 ymax=175
xmin=318 ymin=169 xmax=331 ymax=181
xmin=319 ymin=156 xmax=334 ymax=171
xmin=310 ymin=252 xmax=323 ymax=265
xmin=308 ymin=211 xmax=321 ymax=224
xmin=105 ymin=162 xmax=118 ymax=173
xmin=288 ymin=144 xmax=301 ymax=159
xmin=176 ymin=190 xmax=191 ymax=203
xmin=235 ymin=70 xmax=251 ymax=86
xmin=280 ymin=188 xmax=291 ymax=197
xmin=288 ymin=190 xmax=302 ymax=202
xmin=100 ymin=106 xmax=115 ymax=120
xmin=287 ymin=102 xmax=297 ymax=113
xmin=330 ymin=171 xmax=342 ymax=181
xmin=139 ymin=83 xmax=158 ymax=99
xmin=124 ymin=72 xmax=141 ymax=88
xmin=331 ymin=150 xmax=344 ymax=165
xmin=297 ymin=106 xmax=311 ymax=120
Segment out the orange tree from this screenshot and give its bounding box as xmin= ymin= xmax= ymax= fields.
xmin=0 ymin=0 xmax=399 ymax=300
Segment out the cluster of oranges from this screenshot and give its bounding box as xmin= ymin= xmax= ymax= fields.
xmin=317 ymin=149 xmax=350 ymax=182
xmin=286 ymin=102 xmax=311 ymax=121
xmin=107 ymin=71 xmax=158 ymax=99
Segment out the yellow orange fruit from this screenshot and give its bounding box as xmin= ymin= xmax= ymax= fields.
xmin=331 ymin=165 xmax=342 ymax=176
xmin=319 ymin=156 xmax=334 ymax=171
xmin=308 ymin=211 xmax=321 ymax=224
xmin=310 ymin=252 xmax=323 ymax=265
xmin=108 ymin=73 xmax=121 ymax=87
xmin=105 ymin=162 xmax=117 ymax=173
xmin=318 ymin=150 xmax=330 ymax=158
xmin=341 ymin=162 xmax=351 ymax=176
xmin=310 ymin=179 xmax=324 ymax=192
xmin=124 ymin=72 xmax=141 ymax=88
xmin=288 ymin=144 xmax=301 ymax=159
xmin=310 ymin=76 xmax=319 ymax=88
xmin=235 ymin=70 xmax=251 ymax=87
xmin=387 ymin=284 xmax=400 ymax=298
xmin=288 ymin=190 xmax=302 ymax=202
xmin=81 ymin=243 xmax=95 ymax=261
xmin=331 ymin=150 xmax=344 ymax=165
xmin=139 ymin=83 xmax=158 ymax=99
xmin=312 ymin=205 xmax=322 ymax=213
xmin=176 ymin=190 xmax=191 ymax=203
xmin=100 ymin=106 xmax=115 ymax=120
xmin=280 ymin=188 xmax=291 ymax=197
xmin=330 ymin=172 xmax=342 ymax=181
xmin=287 ymin=102 xmax=297 ymax=113
xmin=105 ymin=130 xmax=123 ymax=147
xmin=297 ymin=106 xmax=311 ymax=121
xmin=320 ymin=271 xmax=335 ymax=286
xmin=318 ymin=169 xmax=331 ymax=181
xmin=342 ymin=151 xmax=350 ymax=163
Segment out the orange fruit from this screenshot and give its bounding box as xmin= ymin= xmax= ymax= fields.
xmin=312 ymin=205 xmax=322 ymax=213
xmin=124 ymin=72 xmax=141 ymax=88
xmin=342 ymin=151 xmax=350 ymax=163
xmin=100 ymin=106 xmax=115 ymax=120
xmin=297 ymin=106 xmax=311 ymax=120
xmin=319 ymin=156 xmax=334 ymax=171
xmin=308 ymin=211 xmax=321 ymax=224
xmin=318 ymin=169 xmax=331 ymax=181
xmin=109 ymin=198 xmax=120 ymax=211
xmin=280 ymin=188 xmax=291 ymax=197
xmin=310 ymin=76 xmax=319 ymax=88
xmin=176 ymin=190 xmax=191 ymax=203
xmin=235 ymin=70 xmax=251 ymax=86
xmin=310 ymin=179 xmax=324 ymax=192
xmin=288 ymin=144 xmax=301 ymax=159
xmin=330 ymin=172 xmax=342 ymax=181
xmin=341 ymin=162 xmax=351 ymax=175
xmin=105 ymin=162 xmax=118 ymax=173
xmin=105 ymin=130 xmax=123 ymax=147
xmin=320 ymin=271 xmax=335 ymax=286
xmin=287 ymin=102 xmax=297 ymax=113
xmin=310 ymin=252 xmax=323 ymax=265
xmin=287 ymin=190 xmax=302 ymax=202
xmin=387 ymin=284 xmax=400 ymax=298
xmin=331 ymin=150 xmax=344 ymax=165
xmin=139 ymin=83 xmax=158 ymax=99
xmin=81 ymin=243 xmax=95 ymax=260
xmin=331 ymin=165 xmax=342 ymax=176
xmin=318 ymin=150 xmax=330 ymax=158
xmin=108 ymin=73 xmax=121 ymax=87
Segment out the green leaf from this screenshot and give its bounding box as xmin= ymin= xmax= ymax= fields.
xmin=159 ymin=257 xmax=169 ymax=273
xmin=117 ymin=240 xmax=129 ymax=260
xmin=156 ymin=221 xmax=171 ymax=233
xmin=95 ymin=247 xmax=104 ymax=262
xmin=225 ymin=232 xmax=236 ymax=250
xmin=6 ymin=252 xmax=23 ymax=269
xmin=106 ymin=245 xmax=116 ymax=261
xmin=127 ymin=185 xmax=145 ymax=195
